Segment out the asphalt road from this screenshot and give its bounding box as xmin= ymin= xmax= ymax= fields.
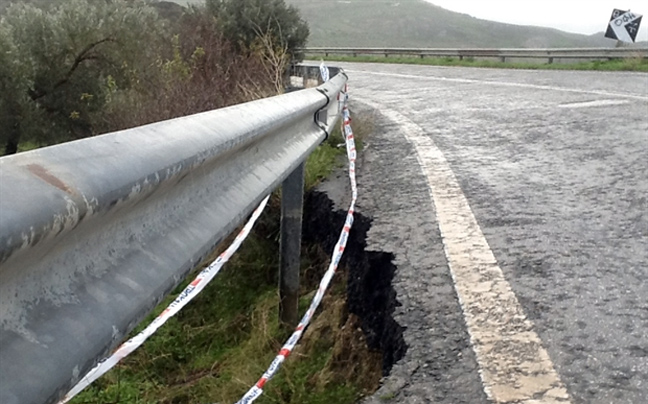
xmin=339 ymin=62 xmax=648 ymax=404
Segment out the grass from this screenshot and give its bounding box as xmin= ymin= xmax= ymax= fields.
xmin=309 ymin=54 xmax=648 ymax=72
xmin=69 ymin=112 xmax=376 ymax=404
xmin=304 ymin=128 xmax=345 ymax=189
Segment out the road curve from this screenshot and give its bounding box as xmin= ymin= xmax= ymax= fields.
xmin=341 ymin=62 xmax=648 ymax=404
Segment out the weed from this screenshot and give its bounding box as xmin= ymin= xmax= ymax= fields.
xmin=305 ymin=131 xmax=344 ymax=190
xmin=380 ymin=392 xmax=396 ymax=401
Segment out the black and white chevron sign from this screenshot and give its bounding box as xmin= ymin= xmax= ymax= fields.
xmin=605 ymin=9 xmax=643 ymax=43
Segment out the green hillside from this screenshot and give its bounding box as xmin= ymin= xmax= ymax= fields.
xmin=285 ymin=0 xmax=615 ymax=48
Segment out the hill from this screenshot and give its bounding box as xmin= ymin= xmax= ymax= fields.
xmin=285 ymin=0 xmax=617 ymax=48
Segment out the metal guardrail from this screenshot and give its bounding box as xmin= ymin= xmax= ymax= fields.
xmin=0 ymin=67 xmax=347 ymax=404
xmin=304 ymin=47 xmax=648 ymax=63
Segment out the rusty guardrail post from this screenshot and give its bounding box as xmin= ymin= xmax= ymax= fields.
xmin=279 ymin=162 xmax=305 ymax=328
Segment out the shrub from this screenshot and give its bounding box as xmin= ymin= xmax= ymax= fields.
xmin=0 ymin=0 xmax=165 ymax=154
xmin=206 ymin=0 xmax=309 ymax=61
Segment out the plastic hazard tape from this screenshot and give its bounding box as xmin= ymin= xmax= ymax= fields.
xmin=59 ymin=195 xmax=271 ymax=404
xmin=236 ymin=84 xmax=356 ymax=404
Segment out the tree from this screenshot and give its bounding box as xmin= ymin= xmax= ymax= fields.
xmin=0 ymin=24 xmax=30 ymax=154
xmin=0 ymin=0 xmax=305 ymax=155
xmin=206 ymin=0 xmax=309 ymax=62
xmin=0 ymin=0 xmax=165 ymax=154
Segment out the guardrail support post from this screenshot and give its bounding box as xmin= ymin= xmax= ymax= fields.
xmin=302 ymin=65 xmax=309 ymax=88
xmin=279 ymin=162 xmax=305 ymax=328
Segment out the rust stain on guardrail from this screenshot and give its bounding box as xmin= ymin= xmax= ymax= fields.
xmin=27 ymin=164 xmax=76 ymax=196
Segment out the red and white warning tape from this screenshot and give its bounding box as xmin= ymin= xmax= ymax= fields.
xmin=58 ymin=195 xmax=271 ymax=404
xmin=59 ymin=82 xmax=355 ymax=404
xmin=236 ymin=84 xmax=356 ymax=404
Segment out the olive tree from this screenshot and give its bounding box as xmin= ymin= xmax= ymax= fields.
xmin=0 ymin=0 xmax=165 ymax=154
xmin=0 ymin=23 xmax=30 ymax=154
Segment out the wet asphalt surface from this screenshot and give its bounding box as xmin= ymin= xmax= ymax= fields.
xmin=340 ymin=63 xmax=648 ymax=403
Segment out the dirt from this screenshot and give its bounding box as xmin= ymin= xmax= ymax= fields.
xmin=302 ymin=190 xmax=407 ymax=377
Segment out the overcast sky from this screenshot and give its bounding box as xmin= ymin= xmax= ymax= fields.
xmin=424 ymin=0 xmax=648 ymax=41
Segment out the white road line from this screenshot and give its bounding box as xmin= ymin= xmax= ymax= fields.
xmin=360 ymin=100 xmax=572 ymax=404
xmin=557 ymin=99 xmax=630 ymax=108
xmin=346 ymin=69 xmax=648 ymax=101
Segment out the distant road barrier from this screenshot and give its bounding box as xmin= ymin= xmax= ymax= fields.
xmin=0 ymin=65 xmax=346 ymax=404
xmin=303 ymin=47 xmax=648 ymax=64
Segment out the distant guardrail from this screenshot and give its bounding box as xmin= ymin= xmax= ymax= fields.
xmin=0 ymin=65 xmax=346 ymax=404
xmin=303 ymin=47 xmax=648 ymax=64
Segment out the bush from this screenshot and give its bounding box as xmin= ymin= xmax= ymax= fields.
xmin=0 ymin=0 xmax=165 ymax=154
xmin=0 ymin=0 xmax=308 ymax=155
xmin=99 ymin=7 xmax=281 ymax=132
xmin=206 ymin=0 xmax=309 ymax=61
